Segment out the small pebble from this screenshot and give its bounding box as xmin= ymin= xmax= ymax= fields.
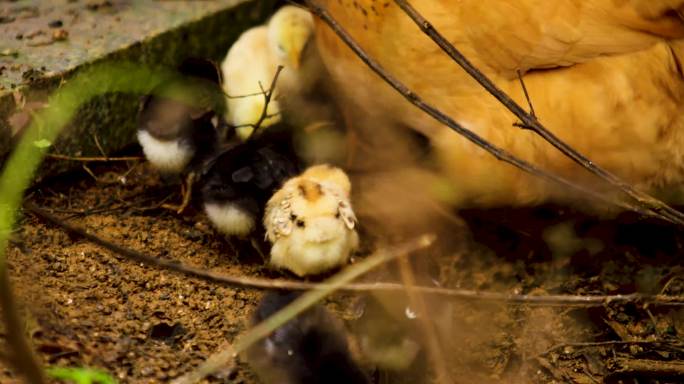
xmin=48 ymin=20 xmax=63 ymax=28
xmin=0 ymin=49 xmax=18 ymax=57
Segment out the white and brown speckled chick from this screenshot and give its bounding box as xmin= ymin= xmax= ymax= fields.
xmin=264 ymin=164 xmax=358 ymax=277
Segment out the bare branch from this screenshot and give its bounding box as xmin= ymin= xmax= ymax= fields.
xmin=229 ymin=112 xmax=282 ymax=130
xmin=517 ymin=69 xmax=536 ymax=118
xmin=226 ymin=66 xmax=285 ymax=138
xmin=539 ymin=340 xmax=684 ymax=358
xmin=223 ymin=90 xmax=273 ymax=99
xmin=397 ymin=255 xmax=451 ymax=383
xmin=302 ymin=1 xmax=665 ymax=222
xmin=90 ymin=133 xmax=108 ymax=159
xmin=607 ymin=357 xmax=684 ymax=378
xmin=45 ymin=154 xmax=143 ymax=162
xmin=391 ymin=0 xmax=684 ymax=225
xmin=25 ymin=203 xmax=684 ymax=307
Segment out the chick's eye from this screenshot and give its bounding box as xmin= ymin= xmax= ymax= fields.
xmin=277 ymin=44 xmax=286 ymax=53
xmin=289 ymin=213 xmax=305 ymax=228
xmin=335 ymin=212 xmax=340 ymax=219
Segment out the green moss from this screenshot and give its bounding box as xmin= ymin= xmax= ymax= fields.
xmin=0 ymin=0 xmax=278 ymax=177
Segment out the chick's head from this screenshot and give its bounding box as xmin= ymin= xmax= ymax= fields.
xmin=268 ymin=6 xmax=314 ymax=70
xmin=137 ymin=97 xmax=205 ymax=175
xmin=300 ymin=164 xmax=352 ymax=197
xmin=265 ymin=167 xmax=358 ymax=276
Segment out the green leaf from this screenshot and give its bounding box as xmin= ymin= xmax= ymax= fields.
xmin=32 ymin=139 xmax=52 ymax=149
xmin=47 ymin=367 xmax=117 ymax=384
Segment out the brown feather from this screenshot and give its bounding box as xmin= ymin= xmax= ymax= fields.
xmin=298 ymin=179 xmax=324 ymax=202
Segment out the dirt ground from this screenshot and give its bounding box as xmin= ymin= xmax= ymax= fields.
xmin=1 ymin=152 xmax=684 ymax=383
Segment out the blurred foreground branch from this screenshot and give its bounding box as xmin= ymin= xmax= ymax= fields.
xmin=227 ymin=65 xmax=284 ymax=137
xmin=0 ymin=267 xmax=45 ymax=384
xmin=171 ymin=234 xmax=435 ymax=384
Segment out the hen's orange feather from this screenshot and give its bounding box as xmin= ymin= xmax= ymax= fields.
xmin=314 ymin=0 xmax=684 ymax=207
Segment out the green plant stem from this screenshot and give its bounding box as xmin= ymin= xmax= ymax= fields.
xmin=0 ymin=61 xmax=223 ymax=383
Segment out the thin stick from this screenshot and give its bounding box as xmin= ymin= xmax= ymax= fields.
xmin=608 ymin=357 xmax=684 ymax=378
xmin=230 ymin=66 xmax=284 ymax=138
xmin=25 ymin=203 xmax=684 ymax=307
xmin=302 ymin=1 xmax=663 ymax=223
xmin=539 ymin=340 xmax=684 ymax=358
xmin=517 ymin=70 xmax=536 ymax=118
xmin=81 ymin=164 xmax=98 ymax=182
xmin=223 ymin=90 xmax=277 ymax=99
xmin=252 ymin=66 xmax=283 ymax=134
xmin=45 ymin=154 xmax=143 ymax=162
xmin=229 ymin=112 xmax=282 ymax=129
xmin=391 ymin=0 xmax=684 ymax=225
xmin=397 ymin=256 xmax=451 ymax=383
xmin=91 ymin=133 xmax=108 ymax=159
xmin=177 ymin=172 xmax=195 ymax=214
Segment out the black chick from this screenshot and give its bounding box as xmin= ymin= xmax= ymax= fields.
xmin=137 ymin=57 xmax=225 ymax=176
xmin=246 ymin=290 xmax=370 ymax=384
xmin=200 ymin=124 xmax=300 ymax=237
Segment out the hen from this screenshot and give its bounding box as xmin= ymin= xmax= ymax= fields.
xmin=312 ymin=0 xmax=684 ymax=208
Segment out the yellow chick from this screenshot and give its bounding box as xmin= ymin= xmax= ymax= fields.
xmin=264 ymin=164 xmax=359 ymax=277
xmin=221 ymin=5 xmax=316 ymax=140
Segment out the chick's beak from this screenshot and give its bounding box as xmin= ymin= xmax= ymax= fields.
xmin=288 ymin=49 xmax=302 ymax=70
xmin=304 ymin=217 xmax=343 ymax=243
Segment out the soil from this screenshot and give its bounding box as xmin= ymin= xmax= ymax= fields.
xmin=1 ymin=153 xmax=684 ymax=383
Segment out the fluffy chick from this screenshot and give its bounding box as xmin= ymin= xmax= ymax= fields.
xmin=200 ymin=125 xmax=300 ymax=237
xmin=220 ymin=5 xmax=317 ymax=140
xmin=264 ymin=164 xmax=359 ymax=277
xmin=137 ymin=58 xmax=224 ymax=175
xmin=245 ymin=290 xmax=370 ymax=384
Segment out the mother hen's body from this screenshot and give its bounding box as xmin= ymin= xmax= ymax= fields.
xmin=313 ymin=0 xmax=684 ymax=207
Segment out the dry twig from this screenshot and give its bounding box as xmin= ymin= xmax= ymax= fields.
xmin=25 ymin=203 xmax=684 ymax=307
xmin=45 ymin=154 xmax=143 ymax=162
xmin=303 ymin=1 xmax=660 ymax=221
xmin=229 ymin=66 xmax=284 ymax=138
xmin=396 ymin=256 xmax=451 ymax=383
xmin=516 ymin=69 xmax=536 ymax=118
xmin=91 ymin=133 xmax=108 ymax=159
xmin=608 ymin=357 xmax=684 ymax=378
xmin=391 ymin=0 xmax=684 ymax=225
xmin=539 ymin=340 xmax=684 ymax=358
